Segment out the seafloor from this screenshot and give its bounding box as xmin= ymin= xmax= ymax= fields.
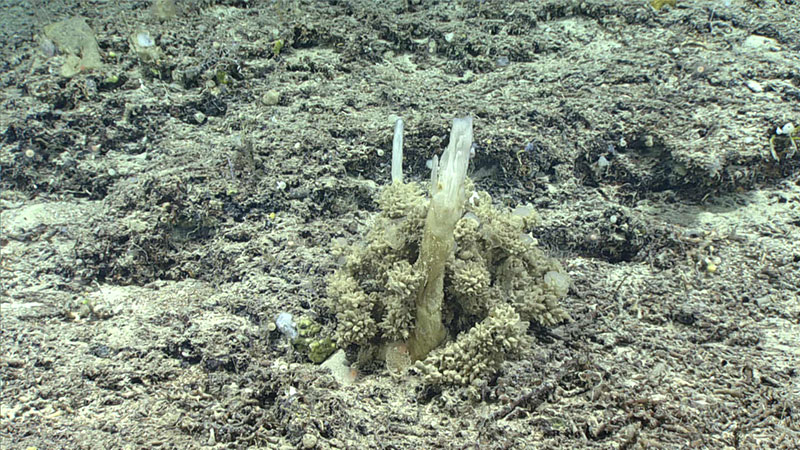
xmin=1 ymin=0 xmax=798 ymax=448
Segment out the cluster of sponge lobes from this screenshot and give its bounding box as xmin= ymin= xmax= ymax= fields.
xmin=326 ymin=117 xmax=570 ymax=389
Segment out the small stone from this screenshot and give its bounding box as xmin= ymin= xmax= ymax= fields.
xmin=777 ymin=123 xmax=795 ymax=135
xmin=40 ymin=38 xmax=56 ymax=57
xmin=262 ymin=89 xmax=281 ymax=106
xmin=302 ymin=433 xmax=318 ymax=449
xmin=321 ymin=349 xmax=356 ymax=386
xmin=742 ymin=35 xmax=780 ymax=51
xmin=151 ymin=0 xmax=178 ymax=21
xmin=44 ymin=17 xmax=103 ymax=77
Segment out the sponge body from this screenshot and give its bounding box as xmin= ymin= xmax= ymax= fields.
xmin=326 ymin=118 xmax=569 ymax=385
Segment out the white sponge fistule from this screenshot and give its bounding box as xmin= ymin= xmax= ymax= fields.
xmin=391 ymin=117 xmax=404 ymax=184
xmin=430 ymin=116 xmax=473 ymax=225
xmin=407 ymin=116 xmax=474 ymax=361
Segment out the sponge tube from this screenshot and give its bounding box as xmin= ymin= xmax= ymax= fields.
xmin=434 ymin=116 xmax=472 ymax=211
xmin=391 ymin=118 xmax=404 ymax=184
xmin=407 ymin=117 xmax=473 ymax=360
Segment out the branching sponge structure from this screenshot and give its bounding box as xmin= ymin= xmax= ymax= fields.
xmin=326 ymin=117 xmax=569 ymax=387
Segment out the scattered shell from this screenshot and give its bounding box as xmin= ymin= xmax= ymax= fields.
xmin=136 ymin=32 xmax=155 ymax=48
xmin=745 ymin=80 xmax=763 ymax=93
